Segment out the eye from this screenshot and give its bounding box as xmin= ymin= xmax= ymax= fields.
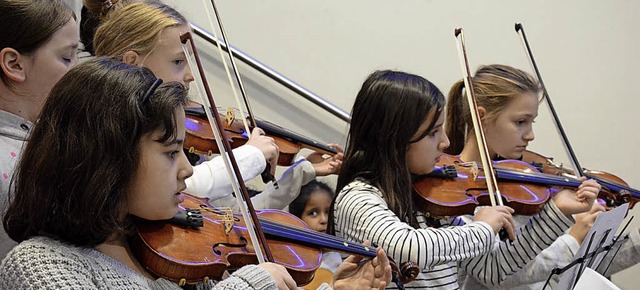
xmin=429 ymin=128 xmax=440 ymax=137
xmin=173 ymin=59 xmax=185 ymax=66
xmin=306 ymin=210 xmax=318 ymax=218
xmin=168 ymin=150 xmax=180 ymax=159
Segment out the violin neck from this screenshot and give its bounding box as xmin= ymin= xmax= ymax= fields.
xmin=584 ymin=172 xmax=640 ymax=199
xmin=253 ymin=118 xmax=337 ymax=155
xmin=184 ymin=106 xmax=338 ymax=155
xmin=258 ymin=217 xmax=376 ymax=258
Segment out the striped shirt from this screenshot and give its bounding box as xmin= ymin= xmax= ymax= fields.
xmin=333 ymin=180 xmax=573 ymax=289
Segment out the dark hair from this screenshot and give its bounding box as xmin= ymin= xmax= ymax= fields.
xmin=289 ymin=180 xmax=333 ymax=218
xmin=3 ymin=58 xmax=189 ymax=246
xmin=0 ymin=0 xmax=75 ymax=86
xmin=445 ymin=64 xmax=540 ymax=155
xmin=328 ymin=70 xmax=445 ymax=233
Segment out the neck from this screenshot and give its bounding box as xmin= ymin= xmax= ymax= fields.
xmin=0 ymin=85 xmax=38 ymax=122
xmin=96 ymin=234 xmax=154 ymax=280
xmin=459 ymin=133 xmax=495 ymax=163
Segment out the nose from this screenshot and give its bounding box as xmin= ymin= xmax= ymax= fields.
xmin=524 ymin=126 xmax=535 ymax=142
xmin=178 ymin=150 xmax=194 ymax=181
xmin=184 ymin=66 xmax=194 ymax=87
xmin=440 ymin=131 xmax=450 ymax=151
xmin=319 ymin=212 xmax=328 ymax=225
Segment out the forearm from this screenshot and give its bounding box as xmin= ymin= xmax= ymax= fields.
xmin=248 ymin=159 xmax=316 ymax=210
xmin=461 ymin=200 xmax=574 ymax=286
xmin=186 ymin=145 xmax=266 ymax=200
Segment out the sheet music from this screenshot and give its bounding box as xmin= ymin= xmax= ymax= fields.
xmin=555 ymin=203 xmax=628 ymax=290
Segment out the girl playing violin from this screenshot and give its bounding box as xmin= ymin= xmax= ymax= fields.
xmin=329 ymin=69 xmax=599 ymax=289
xmin=0 ymin=0 xmax=79 ymax=258
xmin=85 ymin=0 xmax=344 ymax=210
xmin=0 ymin=58 xmax=391 ymax=290
xmin=445 ymin=64 xmax=636 ymax=289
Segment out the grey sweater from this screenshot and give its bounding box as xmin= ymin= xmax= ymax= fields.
xmin=0 ymin=236 xmax=277 ymax=290
xmin=0 ymin=109 xmax=31 ymax=259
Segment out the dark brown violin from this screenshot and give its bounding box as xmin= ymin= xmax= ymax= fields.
xmin=413 ymin=154 xmax=561 ymax=218
xmin=184 ymin=105 xmax=338 ymax=166
xmin=131 ymin=193 xmax=419 ymax=286
xmin=522 ymin=150 xmax=639 ymax=209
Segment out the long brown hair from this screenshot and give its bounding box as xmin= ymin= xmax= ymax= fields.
xmin=445 ymin=64 xmax=540 ymax=155
xmin=3 ymin=58 xmax=188 ymax=246
xmin=328 ymin=70 xmax=445 ymax=232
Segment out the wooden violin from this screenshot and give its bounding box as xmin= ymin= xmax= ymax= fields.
xmin=522 ymin=150 xmax=639 ymax=209
xmin=412 ymin=153 xmax=595 ymax=218
xmin=184 ymin=105 xmax=338 ymax=166
xmin=131 ymin=192 xmax=420 ymax=286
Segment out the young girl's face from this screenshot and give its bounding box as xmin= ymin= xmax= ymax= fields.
xmin=300 ymin=190 xmax=333 ymax=232
xmin=406 ymin=110 xmax=449 ymax=175
xmin=483 ymin=92 xmax=538 ymax=160
xmin=138 ymin=25 xmax=194 ymax=88
xmin=21 ymin=18 xmax=79 ymax=120
xmin=127 ymin=107 xmax=193 ymax=220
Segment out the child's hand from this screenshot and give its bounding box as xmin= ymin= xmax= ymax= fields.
xmin=308 ymin=144 xmax=344 ymax=176
xmin=553 ymin=177 xmax=600 ymax=217
xmin=332 ymin=240 xmax=392 ymax=290
xmin=568 ymin=201 xmax=606 ymax=244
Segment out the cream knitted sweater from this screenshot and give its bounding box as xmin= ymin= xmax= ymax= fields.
xmin=0 ymin=236 xmax=278 ymax=290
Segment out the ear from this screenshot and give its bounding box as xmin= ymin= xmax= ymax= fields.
xmin=477 ymin=106 xmax=487 ymax=119
xmin=0 ymin=47 xmax=27 ymax=83
xmin=122 ymin=50 xmax=142 ymax=65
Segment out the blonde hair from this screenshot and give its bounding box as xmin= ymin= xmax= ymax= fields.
xmin=444 ymin=64 xmax=540 ymax=155
xmin=92 ymin=1 xmax=187 ymax=61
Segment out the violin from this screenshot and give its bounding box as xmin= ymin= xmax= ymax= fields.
xmin=184 ymin=105 xmax=338 ymax=166
xmin=131 ymin=192 xmax=420 ymax=286
xmin=412 ymin=153 xmax=597 ymax=218
xmin=522 ymin=150 xmax=640 ymax=209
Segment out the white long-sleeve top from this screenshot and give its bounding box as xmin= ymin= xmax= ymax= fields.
xmin=462 ymin=220 xmax=640 ymax=290
xmin=185 ymin=145 xmax=266 ymax=200
xmin=334 ymin=180 xmax=574 ymax=289
xmin=212 ymin=158 xmax=316 ymax=210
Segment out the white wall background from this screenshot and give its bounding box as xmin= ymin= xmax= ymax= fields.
xmin=151 ymin=0 xmax=638 ymax=287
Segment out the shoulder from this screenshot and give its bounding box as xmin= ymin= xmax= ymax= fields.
xmin=0 ymin=236 xmax=95 ymax=288
xmin=338 ymin=179 xmax=382 ymax=197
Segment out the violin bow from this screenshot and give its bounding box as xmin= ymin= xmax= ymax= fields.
xmin=514 ymin=23 xmax=583 ymax=178
xmin=180 ymin=31 xmax=273 ymax=263
xmin=201 ymin=0 xmax=278 ymax=186
xmin=454 ymin=28 xmax=504 ymax=208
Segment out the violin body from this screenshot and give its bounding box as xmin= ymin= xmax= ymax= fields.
xmin=132 ymin=193 xmax=420 ymax=286
xmin=184 ymin=106 xmax=336 ymax=166
xmin=131 ymin=193 xmax=321 ymax=286
xmin=521 ymin=150 xmax=639 ymax=208
xmin=413 ymin=154 xmax=552 ymax=218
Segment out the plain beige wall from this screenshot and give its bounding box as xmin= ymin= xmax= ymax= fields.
xmin=170 ymin=0 xmax=639 ymax=287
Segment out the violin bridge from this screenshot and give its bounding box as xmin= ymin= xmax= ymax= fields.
xmin=222 ymin=208 xmax=234 ymax=234
xmin=470 ymin=163 xmax=479 ymax=181
xmin=224 ymin=107 xmax=235 ymax=128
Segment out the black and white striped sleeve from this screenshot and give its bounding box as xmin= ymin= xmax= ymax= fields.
xmin=459 ymin=200 xmax=574 ymax=286
xmin=334 ymin=181 xmax=495 ymax=270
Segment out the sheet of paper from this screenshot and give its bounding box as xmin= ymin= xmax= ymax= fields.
xmin=555 ymin=203 xmax=628 ymax=290
xmin=573 ymin=268 xmax=621 ymax=290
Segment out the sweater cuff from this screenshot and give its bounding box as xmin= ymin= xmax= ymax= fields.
xmin=228 ymin=264 xmax=276 ymax=289
xmin=545 ymin=199 xmax=574 ymax=232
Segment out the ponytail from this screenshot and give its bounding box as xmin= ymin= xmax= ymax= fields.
xmin=444 ymin=79 xmax=468 ymax=155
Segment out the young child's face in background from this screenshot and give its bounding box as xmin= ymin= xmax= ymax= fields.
xmin=301 ymin=190 xmax=332 ymax=232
